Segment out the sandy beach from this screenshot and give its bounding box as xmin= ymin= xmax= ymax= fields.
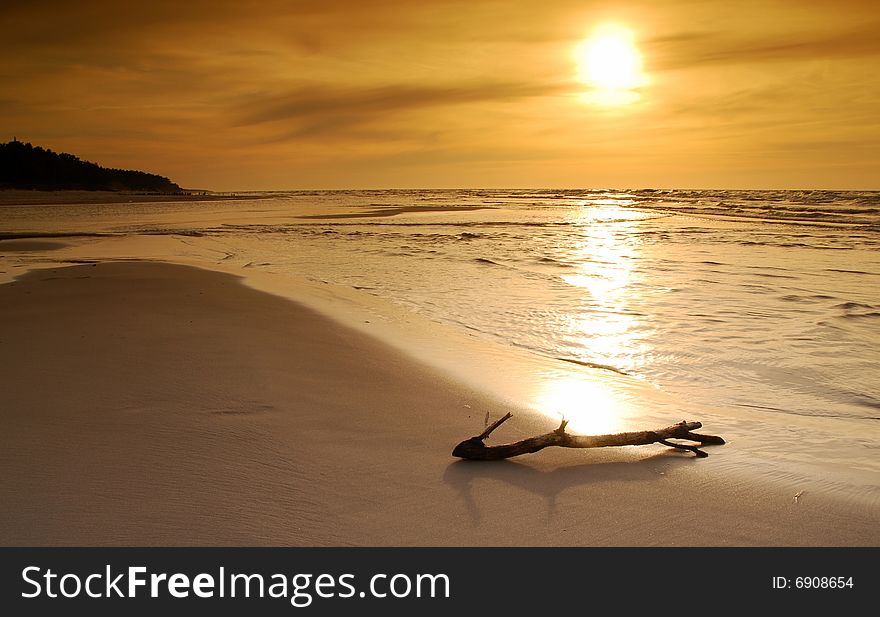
xmin=1 ymin=258 xmax=877 ymax=546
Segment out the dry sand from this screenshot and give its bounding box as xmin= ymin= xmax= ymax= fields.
xmin=0 ymin=261 xmax=877 ymax=546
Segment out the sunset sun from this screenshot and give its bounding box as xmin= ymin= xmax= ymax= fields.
xmin=575 ymin=23 xmax=645 ymax=105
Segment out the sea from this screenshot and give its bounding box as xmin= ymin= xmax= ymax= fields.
xmin=2 ymin=188 xmax=879 ymax=498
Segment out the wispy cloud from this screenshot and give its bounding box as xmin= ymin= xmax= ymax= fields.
xmin=648 ymin=22 xmax=880 ymax=71
xmin=234 ymin=81 xmax=561 ymax=143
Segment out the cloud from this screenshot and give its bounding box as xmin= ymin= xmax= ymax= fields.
xmin=648 ymin=22 xmax=880 ymax=71
xmin=2 ymin=0 xmax=878 ymax=189
xmin=235 ymin=81 xmax=559 ymax=138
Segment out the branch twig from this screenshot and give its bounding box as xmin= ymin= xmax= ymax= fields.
xmin=452 ymin=416 xmax=725 ymax=461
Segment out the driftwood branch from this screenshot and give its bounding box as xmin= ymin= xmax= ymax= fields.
xmin=452 ymin=415 xmax=725 ymax=461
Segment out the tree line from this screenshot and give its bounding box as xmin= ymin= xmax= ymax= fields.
xmin=0 ymin=139 xmax=182 ymax=192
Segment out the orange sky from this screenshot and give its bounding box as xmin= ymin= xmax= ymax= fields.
xmin=2 ymin=0 xmax=878 ymax=190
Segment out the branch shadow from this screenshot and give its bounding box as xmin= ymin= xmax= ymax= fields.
xmin=442 ymin=449 xmax=702 ymax=525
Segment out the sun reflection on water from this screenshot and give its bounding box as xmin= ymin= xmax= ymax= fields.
xmin=531 ymin=203 xmax=648 ymax=433
xmin=566 ymin=204 xmax=644 ymax=368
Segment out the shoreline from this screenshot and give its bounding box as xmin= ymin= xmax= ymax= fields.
xmin=1 ymin=259 xmax=877 ymax=546
xmin=2 ymin=215 xmax=878 ymax=514
xmin=0 ymin=189 xmax=259 ymax=207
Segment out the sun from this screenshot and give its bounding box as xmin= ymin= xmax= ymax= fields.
xmin=574 ymin=24 xmax=645 ymax=105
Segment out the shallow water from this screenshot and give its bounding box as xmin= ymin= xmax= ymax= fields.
xmin=2 ymin=189 xmax=879 ymax=496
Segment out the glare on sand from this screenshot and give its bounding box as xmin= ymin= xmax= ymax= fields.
xmin=574 ymin=23 xmax=646 ymax=106
xmin=534 ymin=375 xmax=628 ymax=435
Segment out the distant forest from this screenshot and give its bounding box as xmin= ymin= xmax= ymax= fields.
xmin=0 ymin=139 xmax=182 ymax=192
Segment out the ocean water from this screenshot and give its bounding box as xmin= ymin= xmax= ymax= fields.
xmin=192 ymin=190 xmax=880 ymax=422
xmin=2 ymin=188 xmax=879 ymax=488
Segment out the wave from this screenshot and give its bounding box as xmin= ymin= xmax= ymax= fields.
xmin=535 ymin=256 xmax=575 ymax=268
xmin=825 ymin=268 xmax=879 ymax=276
xmin=779 ymin=294 xmax=837 ymax=303
xmin=0 ymin=231 xmax=110 ymax=240
xmin=556 ymin=357 xmax=630 ymax=375
xmin=474 ymin=257 xmax=501 ymax=266
xmin=841 ymin=312 xmax=880 ymax=319
xmin=834 ymin=301 xmax=877 ymax=311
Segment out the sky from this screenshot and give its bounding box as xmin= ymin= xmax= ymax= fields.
xmin=2 ymin=0 xmax=878 ymax=190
